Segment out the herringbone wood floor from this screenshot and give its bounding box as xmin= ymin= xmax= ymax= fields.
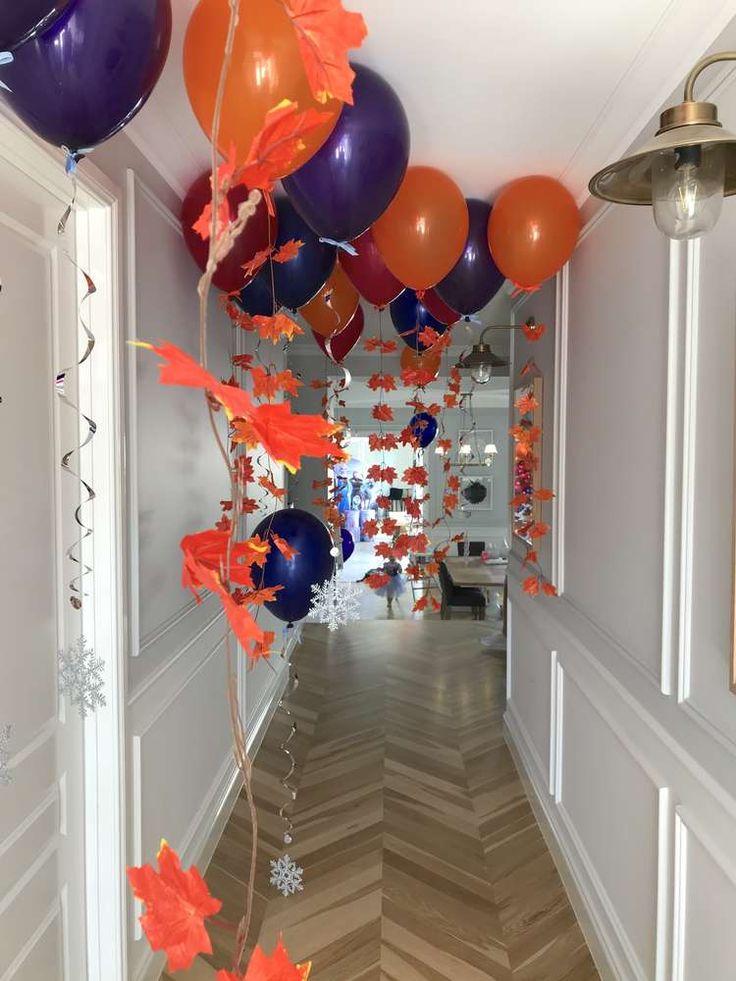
xmin=164 ymin=621 xmax=598 ymax=980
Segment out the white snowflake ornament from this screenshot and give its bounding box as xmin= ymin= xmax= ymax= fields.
xmin=270 ymin=853 xmax=304 ymax=897
xmin=309 ymin=575 xmax=360 ymax=631
xmin=0 ymin=724 xmax=13 ymax=786
xmin=58 ymin=637 xmax=106 ymax=719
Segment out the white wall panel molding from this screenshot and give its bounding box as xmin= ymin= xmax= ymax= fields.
xmin=549 ymin=649 xmax=564 ymax=800
xmin=509 ymin=582 xmax=736 ymax=817
xmin=552 ymin=267 xmax=569 ymax=592
xmin=127 ymin=599 xmax=224 ymax=710
xmin=676 ymin=240 xmax=701 ymax=705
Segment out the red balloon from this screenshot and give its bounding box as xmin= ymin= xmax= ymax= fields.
xmin=423 ymin=288 xmax=460 ymax=326
xmin=339 ymin=227 xmax=403 ymax=309
xmin=312 ymin=305 xmax=365 ymax=363
xmin=181 ymin=171 xmax=274 ymax=293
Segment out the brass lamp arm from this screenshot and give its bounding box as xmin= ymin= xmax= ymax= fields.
xmin=684 ymin=51 xmax=736 ymax=102
xmin=478 ymin=320 xmax=532 ymax=346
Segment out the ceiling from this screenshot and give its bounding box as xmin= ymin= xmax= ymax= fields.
xmin=125 ymin=0 xmax=736 ymax=204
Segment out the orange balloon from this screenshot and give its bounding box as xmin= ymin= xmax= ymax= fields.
xmin=373 ymin=166 xmax=469 ymax=291
xmin=301 ymin=264 xmax=359 ymax=338
xmin=487 ymin=176 xmax=580 ymax=290
xmin=400 ymin=346 xmax=441 ymax=381
xmin=184 ymin=0 xmax=340 ymax=175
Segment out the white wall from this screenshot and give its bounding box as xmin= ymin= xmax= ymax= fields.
xmin=506 ymin=68 xmax=736 ymax=981
xmin=90 ymin=133 xmax=289 ymax=981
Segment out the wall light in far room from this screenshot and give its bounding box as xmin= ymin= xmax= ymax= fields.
xmin=589 ymin=52 xmax=736 ymax=240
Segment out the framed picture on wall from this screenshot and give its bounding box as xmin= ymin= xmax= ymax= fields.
xmin=511 ymin=376 xmax=543 ymax=544
xmin=459 ymin=475 xmax=494 ymax=511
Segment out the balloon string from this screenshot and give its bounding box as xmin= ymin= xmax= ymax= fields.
xmin=319 ymin=237 xmax=358 ymax=256
xmin=56 ymin=172 xmax=98 ymax=609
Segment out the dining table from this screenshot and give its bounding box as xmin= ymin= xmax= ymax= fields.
xmin=444 ymin=557 xmax=508 ymax=641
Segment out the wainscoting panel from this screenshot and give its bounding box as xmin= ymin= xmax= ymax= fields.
xmin=559 ymin=673 xmax=659 ymax=980
xmin=564 ymin=203 xmax=669 ymax=683
xmin=506 ymin=610 xmax=552 ymax=786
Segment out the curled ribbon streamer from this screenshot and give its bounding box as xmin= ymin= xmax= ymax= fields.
xmin=277 ymin=662 xmax=300 ymax=845
xmin=318 ymin=237 xmax=358 ymax=256
xmin=56 ymin=182 xmax=98 ymax=609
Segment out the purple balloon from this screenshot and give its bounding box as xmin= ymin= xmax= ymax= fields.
xmin=1 ymin=0 xmax=171 ymax=152
xmin=341 ymin=527 xmax=355 ymax=562
xmin=282 ymin=64 xmax=410 ymax=243
xmin=0 ymin=0 xmax=74 ymax=52
xmin=272 ymin=196 xmax=336 ymax=310
xmin=390 ymin=289 xmax=447 ymax=351
xmin=436 ymin=199 xmax=505 ymax=316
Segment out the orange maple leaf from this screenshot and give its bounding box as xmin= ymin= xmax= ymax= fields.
xmin=251 ymin=366 xmax=303 ymax=401
xmin=528 ymin=522 xmax=550 ymax=539
xmin=363 ymin=337 xmax=398 ymax=353
xmin=535 ymin=488 xmax=555 ymax=501
xmin=271 ymin=531 xmax=300 ymax=561
xmin=281 ymin=0 xmax=367 ymax=105
xmin=365 ymin=571 xmax=390 ymax=590
xmin=239 ymin=100 xmax=333 ymax=194
xmin=217 ymin=938 xmax=311 ymax=980
xmin=542 ymin=581 xmax=558 ymax=596
xmin=127 ymin=842 xmax=221 ymax=973
xmin=372 ymin=403 xmax=393 ymax=422
xmin=258 ymin=474 xmax=286 ymax=498
xmin=253 ymin=312 xmax=304 ymax=344
xmin=232 ymin=402 xmax=342 ymax=473
xmin=367 ymin=372 xmax=397 ymax=392
xmin=361 ymin=519 xmax=379 ymax=538
xmin=413 ymin=596 xmax=428 ymax=613
xmin=273 ymin=239 xmax=303 ymax=263
xmin=242 ymin=246 xmax=273 ymax=281
xmin=523 ymin=575 xmax=540 ymax=596
xmin=522 ymin=320 xmax=546 ymax=342
xmin=515 ymin=392 xmax=539 ymax=415
xmin=402 ymin=465 xmax=428 ymax=487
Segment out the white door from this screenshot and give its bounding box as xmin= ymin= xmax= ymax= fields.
xmin=0 ymin=140 xmax=91 ymax=977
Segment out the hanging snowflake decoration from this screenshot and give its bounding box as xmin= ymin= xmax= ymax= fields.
xmin=270 ymin=853 xmax=304 ymax=898
xmin=308 ymin=575 xmax=361 ymax=631
xmin=58 ymin=637 xmax=106 ymax=719
xmin=0 ymin=724 xmax=13 ymax=786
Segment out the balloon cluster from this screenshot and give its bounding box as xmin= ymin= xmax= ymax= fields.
xmin=178 ymin=8 xmax=581 ymax=358
xmin=0 ymin=0 xmax=172 ymax=158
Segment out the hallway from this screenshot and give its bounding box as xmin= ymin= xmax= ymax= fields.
xmin=191 ymin=622 xmax=598 ymax=980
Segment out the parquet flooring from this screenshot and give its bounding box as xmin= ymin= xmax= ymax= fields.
xmin=165 ymin=621 xmax=598 ymax=980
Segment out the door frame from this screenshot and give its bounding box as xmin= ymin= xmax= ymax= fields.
xmin=0 ymin=109 xmax=127 ymax=980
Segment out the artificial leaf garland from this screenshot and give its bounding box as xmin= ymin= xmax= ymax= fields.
xmin=510 ymin=369 xmax=557 ymax=597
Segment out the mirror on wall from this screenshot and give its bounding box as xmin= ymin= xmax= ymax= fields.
xmin=512 ymin=376 xmax=543 ymax=544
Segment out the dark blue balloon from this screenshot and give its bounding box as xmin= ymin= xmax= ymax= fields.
xmin=341 ymin=527 xmax=355 ymax=562
xmin=0 ymin=0 xmax=73 ymax=52
xmin=390 ymin=289 xmax=447 ymax=351
xmin=252 ymin=509 xmax=334 ymax=625
xmin=237 ymin=263 xmax=276 ymax=317
xmin=436 ymin=199 xmax=505 ymax=315
xmin=272 ymin=197 xmax=336 ymax=311
xmin=1 ymin=0 xmax=172 ymax=152
xmin=410 ymin=412 xmax=438 ymax=449
xmin=282 ymin=64 xmax=410 ymax=243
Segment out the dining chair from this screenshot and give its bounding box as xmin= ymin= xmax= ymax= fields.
xmin=438 ymin=562 xmax=486 ymax=620
xmin=456 ymin=540 xmax=485 ymax=557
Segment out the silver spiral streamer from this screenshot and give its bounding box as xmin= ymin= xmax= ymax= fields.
xmin=56 ymin=174 xmax=97 ymax=610
xmin=277 ymin=658 xmax=300 ymax=846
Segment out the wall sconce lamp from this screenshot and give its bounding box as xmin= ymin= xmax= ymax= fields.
xmin=455 ymin=324 xmax=513 ymax=384
xmin=589 ymin=52 xmax=736 ymax=239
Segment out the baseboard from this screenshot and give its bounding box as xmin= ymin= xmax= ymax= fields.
xmin=504 ymin=706 xmax=627 ymax=981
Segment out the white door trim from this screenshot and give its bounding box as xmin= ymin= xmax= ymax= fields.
xmin=0 ymin=109 xmax=127 ymax=980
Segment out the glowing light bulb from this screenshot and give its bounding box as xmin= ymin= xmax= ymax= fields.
xmin=470 ymin=363 xmax=492 ymax=384
xmin=652 ymin=144 xmax=725 ymax=240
